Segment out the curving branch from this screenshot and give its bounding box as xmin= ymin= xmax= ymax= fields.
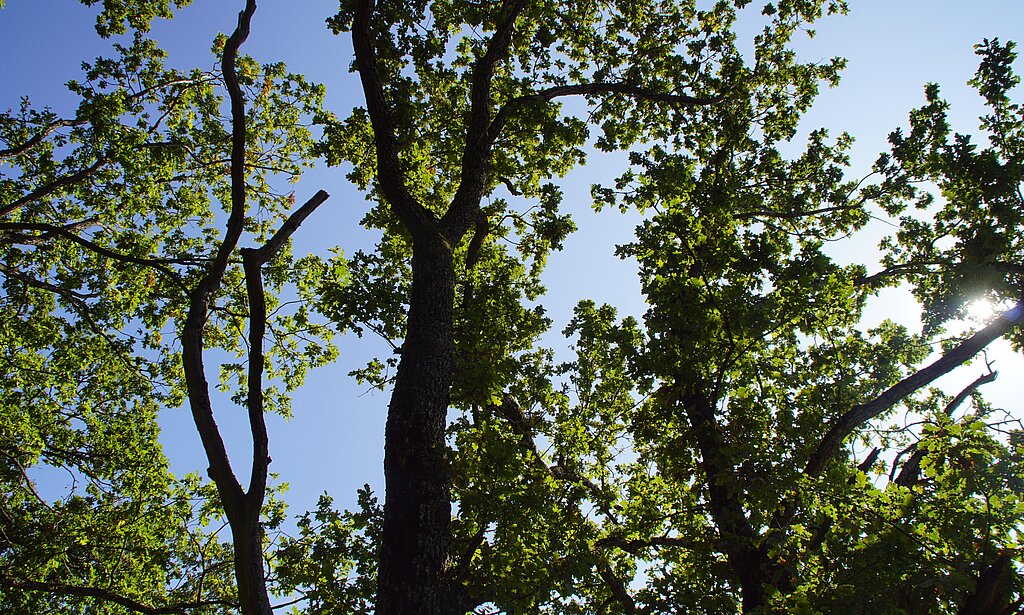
xmin=350 ymin=0 xmax=439 ymax=243
xmin=488 ymin=81 xmax=722 ymax=145
xmin=239 ymin=188 xmax=329 ymax=510
xmin=805 ymin=300 xmax=1024 ymax=477
xmin=0 ymin=575 xmax=237 ymax=615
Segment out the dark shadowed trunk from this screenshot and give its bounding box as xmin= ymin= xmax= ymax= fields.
xmin=681 ymin=383 xmax=772 ymax=612
xmin=375 ymin=237 xmax=456 ymax=614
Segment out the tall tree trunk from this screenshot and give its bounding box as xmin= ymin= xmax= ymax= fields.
xmin=375 ymin=237 xmax=455 ymax=614
xmin=232 ymin=509 xmax=273 ymax=615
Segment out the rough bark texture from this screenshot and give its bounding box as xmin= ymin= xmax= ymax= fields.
xmin=376 ymin=238 xmax=456 ymax=614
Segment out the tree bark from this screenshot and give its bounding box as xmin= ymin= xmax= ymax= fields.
xmin=375 ymin=236 xmax=456 ymax=615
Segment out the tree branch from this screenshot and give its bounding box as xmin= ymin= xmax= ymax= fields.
xmin=248 ymin=190 xmax=330 ymax=263
xmin=596 ymin=534 xmax=698 ymax=555
xmin=0 ymin=118 xmax=87 ymax=161
xmin=441 ymin=0 xmax=530 ymax=242
xmin=351 ymin=0 xmax=439 ymax=243
xmin=0 ymin=220 xmax=190 ymax=291
xmin=239 ymin=189 xmax=329 ymax=508
xmin=0 ymin=575 xmax=237 ymax=615
xmin=893 ymin=370 xmax=997 ymax=487
xmin=805 ymin=301 xmax=1023 ymax=477
xmin=180 ymin=0 xmax=258 ymax=519
xmin=596 ymin=561 xmax=636 ymax=615
xmin=854 ymin=260 xmax=948 ymax=287
xmin=488 ymin=82 xmax=721 ymax=145
xmin=240 ymin=247 xmax=271 ymax=508
xmin=0 ymin=157 xmax=108 ymax=218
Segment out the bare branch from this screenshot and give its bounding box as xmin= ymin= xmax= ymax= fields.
xmin=180 ymin=0 xmax=259 ymax=518
xmin=248 ymin=189 xmax=330 ymax=264
xmin=488 ymin=81 xmax=722 ymax=144
xmin=240 ymin=247 xmax=271 ymax=508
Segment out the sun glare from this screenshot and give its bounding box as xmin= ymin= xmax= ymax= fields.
xmin=964 ymin=296 xmax=1016 ymax=324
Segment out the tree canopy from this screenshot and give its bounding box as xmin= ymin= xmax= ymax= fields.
xmin=1 ymin=1 xmax=1023 ymax=614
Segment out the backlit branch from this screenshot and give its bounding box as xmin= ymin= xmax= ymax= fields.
xmin=805 ymin=300 xmax=1024 ymax=477
xmin=892 ymin=370 xmax=997 ymax=487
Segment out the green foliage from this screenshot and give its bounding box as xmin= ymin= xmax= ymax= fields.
xmin=1 ymin=3 xmax=337 ymax=611
xmin=4 ymin=1 xmax=1024 ymax=614
xmin=874 ymin=39 xmax=1024 ymax=341
xmin=82 ymin=0 xmax=193 ymax=37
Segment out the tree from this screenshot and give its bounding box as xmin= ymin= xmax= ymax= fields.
xmin=3 ymin=1 xmax=1024 ymax=615
xmin=301 ymin=0 xmax=868 ymax=612
xmin=1 ymin=2 xmax=334 ymax=613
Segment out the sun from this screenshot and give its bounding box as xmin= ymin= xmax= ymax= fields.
xmin=962 ymin=296 xmax=1003 ymax=323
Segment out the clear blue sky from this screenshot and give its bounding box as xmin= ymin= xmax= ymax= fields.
xmin=2 ymin=0 xmax=1022 ymax=516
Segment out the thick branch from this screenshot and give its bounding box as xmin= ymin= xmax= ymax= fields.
xmin=596 ymin=561 xmax=636 ymax=615
xmin=0 ymin=157 xmax=107 ymax=218
xmin=805 ymin=301 xmax=1023 ymax=477
xmin=248 ymin=189 xmax=330 ymax=263
xmin=0 ymin=575 xmax=237 ymax=615
xmin=240 ymin=248 xmax=270 ymax=508
xmin=180 ymin=0 xmax=258 ymax=519
xmin=238 ymin=189 xmax=329 ymax=507
xmin=441 ymin=0 xmax=530 ymax=241
xmin=893 ymin=370 xmax=997 ymax=487
xmin=351 ymin=0 xmax=439 ymax=242
xmin=488 ymin=82 xmax=721 ymax=144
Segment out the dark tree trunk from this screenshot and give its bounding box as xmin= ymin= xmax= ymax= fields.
xmin=231 ymin=509 xmax=273 ymax=615
xmin=375 ymin=237 xmax=455 ymax=615
xmin=681 ymin=384 xmax=771 ymax=612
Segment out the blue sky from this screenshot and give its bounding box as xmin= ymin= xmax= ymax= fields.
xmin=2 ymin=0 xmax=1023 ymax=517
